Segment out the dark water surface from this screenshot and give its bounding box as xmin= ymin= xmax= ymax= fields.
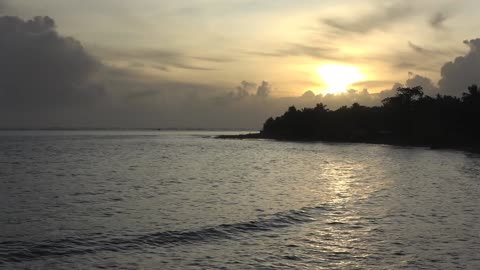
xmin=1 ymin=130 xmax=479 ymax=269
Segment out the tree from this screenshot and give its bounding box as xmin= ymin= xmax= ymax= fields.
xmin=382 ymin=86 xmax=424 ymax=107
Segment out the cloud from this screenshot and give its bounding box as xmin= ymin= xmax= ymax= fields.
xmin=352 ymin=80 xmax=396 ymax=90
xmin=384 ymin=37 xmax=480 ymax=99
xmin=438 ymin=38 xmax=480 ymax=96
xmin=191 ymin=56 xmax=233 ymax=63
xmin=235 ymin=80 xmax=256 ymax=98
xmin=0 ymin=16 xmax=274 ymax=129
xmin=0 ymin=0 xmax=7 ymax=12
xmin=96 ymin=47 xmax=217 ymax=72
xmin=386 ymin=41 xmax=458 ymax=73
xmin=256 ymin=81 xmax=271 ymax=98
xmin=429 ymin=12 xmax=448 ymax=29
xmin=408 ymin=41 xmax=432 ymax=54
xmin=276 ymin=44 xmax=339 ymax=59
xmin=246 ymin=43 xmax=339 ymax=60
xmin=407 ymin=41 xmax=455 ymax=58
xmin=394 ymin=62 xmax=418 ymax=70
xmin=405 ymin=73 xmax=439 ymax=96
xmin=322 ymin=2 xmax=413 ymax=34
xmin=0 ymin=16 xmax=105 ymax=127
xmin=170 ymin=63 xmax=215 ymax=71
xmin=4 ymin=15 xmax=480 ymax=130
xmin=302 ymin=90 xmax=315 ymax=99
xmin=203 ymin=86 xmax=389 ymax=129
xmin=0 ymin=13 xmax=408 ymax=130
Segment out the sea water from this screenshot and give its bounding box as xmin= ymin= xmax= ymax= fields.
xmin=1 ymin=130 xmax=479 ymax=269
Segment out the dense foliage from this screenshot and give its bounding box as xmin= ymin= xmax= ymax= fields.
xmin=261 ymin=85 xmax=480 ymax=148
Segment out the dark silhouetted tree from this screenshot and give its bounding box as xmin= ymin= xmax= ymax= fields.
xmin=260 ymin=85 xmax=480 ymax=150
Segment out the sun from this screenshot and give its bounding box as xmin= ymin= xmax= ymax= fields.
xmin=317 ymin=65 xmax=364 ymax=94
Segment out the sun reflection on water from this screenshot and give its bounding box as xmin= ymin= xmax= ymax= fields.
xmin=299 ymin=156 xmax=396 ymax=268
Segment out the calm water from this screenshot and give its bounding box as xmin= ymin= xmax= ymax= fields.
xmin=1 ymin=130 xmax=480 ymax=269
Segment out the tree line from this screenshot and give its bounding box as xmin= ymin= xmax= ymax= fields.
xmin=261 ymin=85 xmax=480 ymax=149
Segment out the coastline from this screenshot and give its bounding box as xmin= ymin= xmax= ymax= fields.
xmin=217 ymin=132 xmax=480 ymax=153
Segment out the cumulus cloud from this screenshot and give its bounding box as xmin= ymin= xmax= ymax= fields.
xmin=302 ymin=90 xmax=315 ymax=99
xmin=377 ymin=36 xmax=480 ymax=100
xmin=405 ymin=73 xmax=439 ymax=96
xmin=438 ymin=39 xmax=480 ymax=96
xmin=256 ymin=81 xmax=271 ymax=98
xmin=235 ymin=80 xmax=256 ymax=98
xmin=0 ymin=16 xmax=106 ymax=127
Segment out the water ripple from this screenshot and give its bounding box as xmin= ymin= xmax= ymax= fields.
xmin=0 ymin=205 xmax=330 ymax=264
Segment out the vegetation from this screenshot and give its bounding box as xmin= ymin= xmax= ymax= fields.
xmin=221 ymin=85 xmax=480 ymax=150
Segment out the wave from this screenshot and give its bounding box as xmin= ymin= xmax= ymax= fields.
xmin=0 ymin=204 xmax=331 ymax=263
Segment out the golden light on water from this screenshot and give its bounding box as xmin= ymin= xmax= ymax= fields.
xmin=317 ymin=65 xmax=364 ymax=94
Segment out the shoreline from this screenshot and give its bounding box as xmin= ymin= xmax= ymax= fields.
xmin=217 ymin=132 xmax=480 ymax=153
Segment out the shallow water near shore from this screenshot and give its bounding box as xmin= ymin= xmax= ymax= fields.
xmin=1 ymin=130 xmax=480 ymax=269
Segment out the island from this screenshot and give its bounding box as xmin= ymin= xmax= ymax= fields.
xmin=218 ymin=85 xmax=480 ymax=152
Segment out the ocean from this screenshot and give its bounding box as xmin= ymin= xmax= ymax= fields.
xmin=1 ymin=130 xmax=479 ymax=269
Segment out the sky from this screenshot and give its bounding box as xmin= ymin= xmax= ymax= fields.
xmin=1 ymin=0 xmax=480 ymax=129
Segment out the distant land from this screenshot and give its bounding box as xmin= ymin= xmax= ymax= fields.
xmin=219 ymin=85 xmax=480 ymax=152
xmin=0 ymin=128 xmax=252 ymax=132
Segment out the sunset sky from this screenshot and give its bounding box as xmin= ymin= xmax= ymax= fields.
xmin=2 ymin=0 xmax=480 ymax=128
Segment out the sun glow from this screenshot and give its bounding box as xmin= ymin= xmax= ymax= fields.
xmin=317 ymin=65 xmax=364 ymax=94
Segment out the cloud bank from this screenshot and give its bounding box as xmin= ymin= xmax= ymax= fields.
xmin=1 ymin=16 xmax=480 ymax=129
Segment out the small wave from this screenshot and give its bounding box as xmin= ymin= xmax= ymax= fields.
xmin=0 ymin=205 xmax=330 ymax=263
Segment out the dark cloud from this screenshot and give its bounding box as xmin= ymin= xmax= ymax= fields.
xmin=408 ymin=41 xmax=431 ymax=54
xmin=276 ymin=44 xmax=339 ymax=59
xmin=235 ymin=80 xmax=256 ymax=98
xmin=429 ymin=12 xmax=448 ymax=29
xmin=170 ymin=63 xmax=215 ymax=71
xmin=438 ymin=39 xmax=480 ymax=96
xmin=97 ymin=48 xmax=217 ymax=72
xmin=302 ymin=90 xmax=316 ymax=99
xmin=256 ymin=81 xmax=271 ymax=98
xmin=405 ymin=73 xmax=439 ymax=96
xmin=394 ymin=62 xmax=418 ymax=70
xmin=322 ymin=2 xmax=413 ymax=34
xmin=407 ymin=41 xmax=455 ymax=58
xmin=352 ymin=80 xmax=396 ymax=89
xmin=246 ymin=43 xmax=339 ymax=60
xmin=387 ymin=42 xmax=458 ymax=73
xmin=386 ymin=37 xmax=480 ymax=99
xmin=191 ymin=56 xmax=234 ymax=63
xmin=0 ymin=16 xmax=105 ymax=127
xmin=222 ymin=80 xmax=271 ymax=100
